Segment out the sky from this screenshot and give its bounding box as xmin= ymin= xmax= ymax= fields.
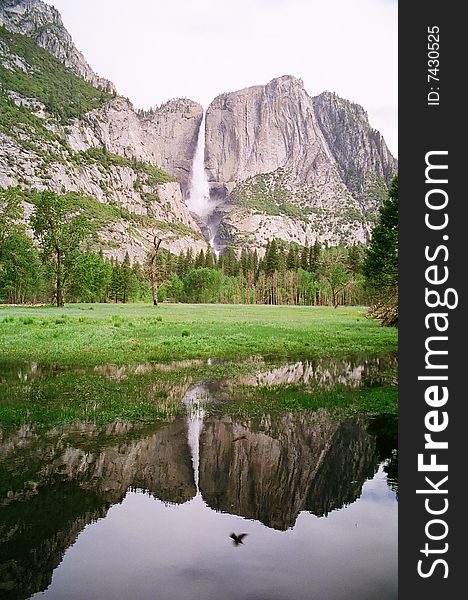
xmin=45 ymin=0 xmax=398 ymax=155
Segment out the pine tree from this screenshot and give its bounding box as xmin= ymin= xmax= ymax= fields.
xmin=121 ymin=252 xmax=132 ymax=303
xmin=240 ymin=248 xmax=249 ymax=277
xmin=205 ymin=249 xmax=214 ymax=268
xmin=110 ymin=259 xmax=122 ymax=303
xmin=347 ymin=244 xmax=362 ymax=275
xmin=223 ymin=247 xmax=238 ymax=276
xmin=309 ymin=240 xmax=321 ymax=273
xmin=363 ymin=175 xmax=398 ymax=326
xmin=300 ymin=244 xmax=309 ymax=271
xmin=286 ymin=245 xmax=298 ymax=270
xmin=176 ymin=252 xmax=187 ymax=278
xmin=185 ymin=248 xmax=194 ymax=272
xmin=264 ymin=239 xmax=279 ymax=275
xmin=195 ymin=249 xmax=205 ymax=269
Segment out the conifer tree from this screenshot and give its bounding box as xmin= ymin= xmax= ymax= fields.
xmin=300 ymin=244 xmax=309 ymax=271
xmin=195 ymin=249 xmax=205 ymax=269
xmin=264 ymin=239 xmax=279 ymax=275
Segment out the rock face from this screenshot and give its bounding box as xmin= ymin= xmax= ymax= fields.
xmin=206 ymin=76 xmax=333 ymax=184
xmin=0 ymin=15 xmax=208 ymax=262
xmin=0 ymin=2 xmax=397 ymax=258
xmin=0 ymin=0 xmax=116 ymax=93
xmin=205 ymin=75 xmax=397 ymax=251
xmin=67 ymin=97 xmax=203 ymax=189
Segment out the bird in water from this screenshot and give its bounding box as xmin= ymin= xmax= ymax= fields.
xmin=230 ymin=533 xmax=248 ymax=545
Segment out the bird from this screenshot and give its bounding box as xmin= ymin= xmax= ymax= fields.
xmin=230 ymin=533 xmax=248 ymax=545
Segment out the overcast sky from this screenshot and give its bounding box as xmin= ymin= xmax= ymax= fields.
xmin=46 ymin=0 xmax=397 ymax=155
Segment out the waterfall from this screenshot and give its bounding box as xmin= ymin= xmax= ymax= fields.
xmin=187 ymin=112 xmax=211 ymax=220
xmin=187 ymin=113 xmax=222 ymax=257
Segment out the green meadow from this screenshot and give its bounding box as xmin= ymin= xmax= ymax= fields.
xmin=0 ymin=303 xmax=397 ymax=366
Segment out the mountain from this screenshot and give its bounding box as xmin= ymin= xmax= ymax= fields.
xmin=0 ymin=2 xmax=208 ymax=261
xmin=205 ymin=75 xmax=396 ymax=251
xmin=0 ymin=0 xmax=397 ymax=261
xmin=0 ymin=0 xmax=115 ymax=92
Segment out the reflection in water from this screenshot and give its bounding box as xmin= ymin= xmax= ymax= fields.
xmin=238 ymin=354 xmax=397 ymax=389
xmin=182 ymin=385 xmax=211 ymax=491
xmin=0 ymin=405 xmax=397 ymax=599
xmin=0 ymin=354 xmax=397 ymax=388
xmin=0 ymin=356 xmax=397 ymax=598
xmin=199 ymin=412 xmax=381 ymax=529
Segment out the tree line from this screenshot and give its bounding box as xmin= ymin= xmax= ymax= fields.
xmin=152 ymin=238 xmax=368 ymax=306
xmin=0 ymin=179 xmax=397 ymax=312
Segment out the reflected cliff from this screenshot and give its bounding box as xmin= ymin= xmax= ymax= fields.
xmin=1 ymin=353 xmax=397 ymax=388
xmin=237 ymin=354 xmax=397 ymax=389
xmin=0 ymin=407 xmax=397 ymax=599
xmin=0 ymin=420 xmax=196 ymax=599
xmin=199 ymin=411 xmax=384 ymax=529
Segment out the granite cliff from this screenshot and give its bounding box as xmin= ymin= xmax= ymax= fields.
xmin=0 ymin=1 xmax=208 ymax=261
xmin=0 ymin=0 xmax=115 ymax=92
xmin=205 ymin=75 xmax=397 ymax=251
xmin=0 ymin=0 xmax=397 ymax=260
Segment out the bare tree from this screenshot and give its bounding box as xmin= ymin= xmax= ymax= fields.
xmin=146 ymin=233 xmax=162 ymax=306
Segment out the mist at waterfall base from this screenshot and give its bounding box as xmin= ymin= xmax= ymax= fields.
xmin=186 ymin=113 xmax=220 ymax=250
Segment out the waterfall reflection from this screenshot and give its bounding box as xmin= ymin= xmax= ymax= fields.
xmin=0 ymin=407 xmax=396 ymax=598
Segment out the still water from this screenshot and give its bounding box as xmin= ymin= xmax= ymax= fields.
xmin=0 ymin=357 xmax=397 ymax=600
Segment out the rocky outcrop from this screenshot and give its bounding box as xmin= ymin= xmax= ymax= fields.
xmin=67 ymin=96 xmax=203 ymax=188
xmin=205 ymin=75 xmax=397 ymax=251
xmin=0 ymin=0 xmax=116 ymax=93
xmin=0 ymin=32 xmax=207 ymax=261
xmin=313 ymin=91 xmax=396 ymax=212
xmin=206 ymin=76 xmax=338 ymax=185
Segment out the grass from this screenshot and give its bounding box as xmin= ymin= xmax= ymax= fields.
xmin=0 ymin=304 xmax=397 ymax=367
xmin=0 ymin=304 xmax=397 ymax=429
xmin=0 ymin=369 xmax=185 ymax=429
xmin=208 ymin=384 xmax=398 ymax=419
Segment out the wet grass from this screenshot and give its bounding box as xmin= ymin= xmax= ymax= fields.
xmin=0 ymin=303 xmax=397 ymax=367
xmin=0 ymin=304 xmax=397 ymax=429
xmin=0 ymin=358 xmax=398 ymax=430
xmin=0 ymin=370 xmax=186 ymax=429
xmin=207 ymin=383 xmax=398 ymax=419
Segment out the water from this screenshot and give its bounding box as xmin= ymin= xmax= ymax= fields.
xmin=0 ymin=357 xmax=398 ymax=599
xmin=186 ymin=112 xmax=222 ymax=256
xmin=187 ymin=112 xmax=211 ymax=220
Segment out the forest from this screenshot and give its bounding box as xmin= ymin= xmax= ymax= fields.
xmin=0 ymin=177 xmax=397 ymax=311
